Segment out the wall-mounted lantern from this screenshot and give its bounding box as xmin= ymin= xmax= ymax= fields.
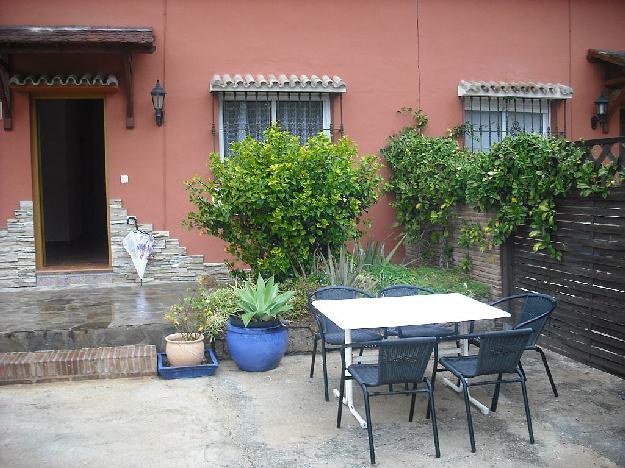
xmin=590 ymin=92 xmax=609 ymax=133
xmin=150 ymin=80 xmax=166 ymax=126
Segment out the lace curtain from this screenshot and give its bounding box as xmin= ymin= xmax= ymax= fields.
xmin=276 ymin=101 xmax=323 ymax=144
xmin=223 ymin=101 xmax=271 ymax=156
xmin=222 ymin=99 xmax=324 ymax=155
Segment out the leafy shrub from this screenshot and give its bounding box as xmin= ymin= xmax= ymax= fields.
xmin=165 ymin=295 xmax=206 ymax=341
xmin=382 ymin=128 xmax=472 ymax=263
xmin=281 ymin=274 xmax=327 ymax=321
xmin=464 ymin=133 xmax=619 ymax=258
xmin=185 ymin=125 xmax=382 ymax=280
xmin=202 ymin=287 xmax=240 ymax=339
xmin=166 ymin=287 xmax=240 ymax=340
xmin=383 ymin=124 xmax=620 ymax=261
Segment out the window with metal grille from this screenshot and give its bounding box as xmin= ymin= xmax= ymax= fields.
xmin=219 ymin=92 xmax=331 ymax=157
xmin=462 ymin=97 xmax=567 ymax=152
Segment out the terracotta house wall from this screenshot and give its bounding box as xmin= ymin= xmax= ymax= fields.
xmin=1 ymin=0 xmax=624 ymax=268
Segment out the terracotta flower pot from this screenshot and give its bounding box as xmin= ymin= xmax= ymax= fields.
xmin=164 ymin=333 xmax=205 ymax=367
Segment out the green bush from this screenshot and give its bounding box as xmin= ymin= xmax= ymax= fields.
xmin=185 ymin=125 xmax=382 ymax=280
xmin=383 ymin=126 xmax=620 ymax=261
xmin=382 ymin=128 xmax=472 ymax=263
xmin=201 ymin=287 xmax=240 ymax=338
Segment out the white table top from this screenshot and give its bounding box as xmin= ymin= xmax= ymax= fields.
xmin=312 ymin=293 xmax=510 ymax=329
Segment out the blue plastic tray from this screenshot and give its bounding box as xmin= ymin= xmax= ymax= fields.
xmin=157 ymin=349 xmax=219 ymax=379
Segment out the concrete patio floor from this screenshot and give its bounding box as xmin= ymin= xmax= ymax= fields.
xmin=1 ymin=351 xmax=623 ymax=467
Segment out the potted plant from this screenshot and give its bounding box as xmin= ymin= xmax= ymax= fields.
xmin=226 ymin=274 xmax=295 ymax=372
xmin=164 ymin=294 xmax=208 ymax=367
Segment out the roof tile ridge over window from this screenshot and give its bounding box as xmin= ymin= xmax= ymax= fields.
xmin=209 ymin=73 xmax=346 ymax=92
xmin=457 ymin=80 xmax=573 ymax=99
xmin=9 ymin=73 xmax=118 ymax=87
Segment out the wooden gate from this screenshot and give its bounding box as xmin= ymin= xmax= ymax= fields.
xmin=503 ymin=137 xmax=625 ymax=378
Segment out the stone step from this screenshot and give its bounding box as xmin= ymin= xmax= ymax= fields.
xmin=0 ymin=345 xmax=157 ymax=385
xmin=36 ymin=271 xmax=113 ymax=287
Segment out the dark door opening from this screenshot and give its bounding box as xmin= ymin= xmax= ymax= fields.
xmin=36 ymin=98 xmax=109 ymax=269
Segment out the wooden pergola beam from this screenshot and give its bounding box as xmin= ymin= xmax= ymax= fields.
xmin=0 ymin=55 xmax=12 ymax=130
xmin=122 ymin=53 xmax=134 ymax=129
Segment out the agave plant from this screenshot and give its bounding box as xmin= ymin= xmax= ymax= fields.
xmin=237 ymin=274 xmax=295 ymax=326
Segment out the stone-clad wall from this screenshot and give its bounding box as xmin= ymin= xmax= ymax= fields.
xmin=0 ymin=201 xmax=36 ymax=288
xmin=109 ymin=199 xmax=230 ymax=284
xmin=0 ymin=199 xmax=230 ymax=288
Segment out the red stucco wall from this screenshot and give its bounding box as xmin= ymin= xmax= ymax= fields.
xmin=1 ymin=0 xmax=624 ymax=265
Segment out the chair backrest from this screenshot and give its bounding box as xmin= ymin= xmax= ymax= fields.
xmin=491 ymin=294 xmax=556 ymax=347
xmin=309 ymin=286 xmax=373 ymax=335
xmin=377 ymin=337 xmax=436 ymax=385
xmin=379 ymin=284 xmax=434 ymax=297
xmin=475 ymin=328 xmax=533 ymax=376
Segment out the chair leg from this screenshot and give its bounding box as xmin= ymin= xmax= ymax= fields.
xmin=310 ymin=336 xmax=318 ymax=379
xmin=520 ymin=378 xmax=535 ymax=444
xmin=363 ymin=389 xmax=376 ymax=464
xmin=337 ymin=365 xmax=345 ymax=428
xmin=518 ymin=359 xmax=527 ymax=380
xmin=321 ymin=341 xmax=329 ymax=402
xmin=461 ymin=379 xmax=476 ymax=453
xmin=536 ymin=347 xmax=558 ymax=397
xmin=426 ymin=379 xmax=441 ymax=458
xmin=427 ymin=344 xmax=439 ymax=419
xmin=490 ymin=372 xmax=503 ymax=412
xmin=409 ymin=383 xmax=417 ymax=422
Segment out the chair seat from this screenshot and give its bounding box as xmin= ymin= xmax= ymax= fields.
xmin=348 ymin=364 xmax=380 ymax=387
xmin=470 ymin=335 xmax=534 ymax=351
xmin=324 ymin=329 xmax=383 ymax=345
xmin=439 ymin=356 xmax=480 ymax=378
xmin=398 ymin=325 xmax=455 ymax=338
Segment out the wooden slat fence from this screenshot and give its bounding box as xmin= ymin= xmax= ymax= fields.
xmin=504 ymin=137 xmax=625 ymax=378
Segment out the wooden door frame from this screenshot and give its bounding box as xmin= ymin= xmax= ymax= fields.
xmin=30 ymin=93 xmax=112 ymax=271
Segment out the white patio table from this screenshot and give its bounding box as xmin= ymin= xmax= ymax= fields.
xmin=312 ymin=293 xmax=510 ymax=428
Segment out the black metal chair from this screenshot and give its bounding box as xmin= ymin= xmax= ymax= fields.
xmin=308 ymin=286 xmax=383 ymax=401
xmin=437 ymin=328 xmax=534 ymax=453
xmin=469 ymin=293 xmax=558 ymax=397
xmin=337 ymin=337 xmax=441 ymax=464
xmin=379 ymin=285 xmax=457 ymax=338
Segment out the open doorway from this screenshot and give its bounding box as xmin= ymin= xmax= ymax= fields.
xmin=35 ymin=98 xmax=109 ymax=269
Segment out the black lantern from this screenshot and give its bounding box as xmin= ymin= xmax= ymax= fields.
xmin=150 ymin=80 xmax=166 ymax=126
xmin=590 ymin=92 xmax=609 ymax=133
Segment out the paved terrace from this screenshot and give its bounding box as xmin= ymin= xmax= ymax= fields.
xmin=0 ymin=282 xmax=193 ymax=352
xmin=1 ymin=352 xmax=624 ymax=467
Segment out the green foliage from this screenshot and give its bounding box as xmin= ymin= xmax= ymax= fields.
xmin=185 ymin=125 xmax=382 ymax=280
xmin=382 ymin=127 xmax=471 ymax=263
xmin=165 ymin=295 xmax=206 ymax=341
xmin=236 ymin=274 xmax=295 ymax=326
xmin=464 ymin=133 xmax=619 ymax=259
xmin=281 ymin=274 xmax=327 ymax=321
xmin=368 ymin=263 xmax=491 ymax=300
xmin=383 ymin=123 xmax=621 ymax=262
xmin=355 ymin=235 xmax=405 ymax=268
xmin=201 ymin=287 xmax=240 ymax=339
xmin=166 ymin=287 xmax=240 ymax=341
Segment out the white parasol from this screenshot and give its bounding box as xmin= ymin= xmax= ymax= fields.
xmin=123 ymin=230 xmax=154 ymax=284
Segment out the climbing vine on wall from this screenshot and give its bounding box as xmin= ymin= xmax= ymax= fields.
xmin=383 ymin=115 xmax=621 ymax=264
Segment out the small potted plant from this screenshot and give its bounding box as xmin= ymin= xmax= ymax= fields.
xmin=164 ymin=294 xmax=207 ymax=367
xmin=226 ymin=274 xmax=295 ymax=372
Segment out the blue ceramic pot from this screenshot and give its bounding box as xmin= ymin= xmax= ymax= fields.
xmin=226 ymin=318 xmax=288 ymax=372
